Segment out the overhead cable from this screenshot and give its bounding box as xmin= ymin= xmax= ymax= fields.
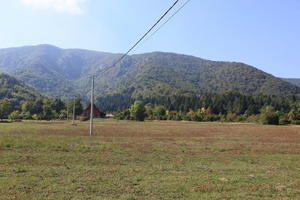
xmin=107 ymin=0 xmax=180 ymax=70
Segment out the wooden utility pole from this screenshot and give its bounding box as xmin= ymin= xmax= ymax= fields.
xmin=72 ymin=97 xmax=76 ymax=125
xmin=89 ymin=76 xmax=94 ymax=136
xmin=66 ymin=101 xmax=69 ymax=121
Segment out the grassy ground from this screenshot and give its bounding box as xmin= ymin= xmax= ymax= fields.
xmin=0 ymin=119 xmax=299 ymax=200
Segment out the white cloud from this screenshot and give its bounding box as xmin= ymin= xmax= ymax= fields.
xmin=21 ymin=0 xmax=86 ymax=15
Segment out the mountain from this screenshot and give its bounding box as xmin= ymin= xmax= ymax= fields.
xmin=282 ymin=78 xmax=300 ymax=87
xmin=0 ymin=73 xmax=43 ymax=103
xmin=0 ymin=44 xmax=299 ymax=101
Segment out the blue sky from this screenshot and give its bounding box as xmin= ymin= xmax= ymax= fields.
xmin=0 ymin=0 xmax=299 ymax=78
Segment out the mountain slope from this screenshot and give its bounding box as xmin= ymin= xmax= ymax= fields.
xmin=0 ymin=45 xmax=299 ymax=100
xmin=282 ymin=78 xmax=300 ymax=87
xmin=123 ymin=52 xmax=300 ymax=96
xmin=0 ymin=73 xmax=43 ymax=102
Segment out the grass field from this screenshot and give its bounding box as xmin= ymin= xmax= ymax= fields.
xmin=0 ymin=119 xmax=299 ymax=200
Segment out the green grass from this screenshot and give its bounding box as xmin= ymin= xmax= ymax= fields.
xmin=0 ymin=120 xmax=299 ymax=200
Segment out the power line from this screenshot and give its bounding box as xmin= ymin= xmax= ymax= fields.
xmin=108 ymin=0 xmax=180 ymax=70
xmin=89 ymin=0 xmax=185 ymax=135
xmin=139 ymin=0 xmax=192 ymax=47
xmin=89 ymin=76 xmax=94 ymax=136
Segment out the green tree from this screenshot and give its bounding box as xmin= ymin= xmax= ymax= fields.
xmin=130 ymin=101 xmax=146 ymax=121
xmin=32 ymin=99 xmax=44 ymax=114
xmin=52 ymin=99 xmax=65 ymax=113
xmin=260 ymin=106 xmax=279 ymax=125
xmin=21 ymin=101 xmax=34 ymax=113
xmin=66 ymin=100 xmax=81 ymax=119
xmin=74 ymin=98 xmax=83 ymax=116
xmin=59 ymin=109 xmax=67 ymax=120
xmin=43 ymin=99 xmax=57 ymax=120
xmin=0 ymin=99 xmax=13 ymax=120
xmin=288 ymin=108 xmax=300 ymax=124
xmin=145 ymin=105 xmax=154 ymax=120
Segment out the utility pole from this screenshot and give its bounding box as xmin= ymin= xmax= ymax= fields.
xmin=72 ymin=97 xmax=76 ymax=125
xmin=89 ymin=76 xmax=94 ymax=136
xmin=66 ymin=100 xmax=69 ymax=121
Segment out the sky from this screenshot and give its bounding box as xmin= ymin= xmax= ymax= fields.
xmin=0 ymin=0 xmax=299 ymax=78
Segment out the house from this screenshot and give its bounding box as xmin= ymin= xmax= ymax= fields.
xmin=82 ymin=104 xmax=106 ymax=118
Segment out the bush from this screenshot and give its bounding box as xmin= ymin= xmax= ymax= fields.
xmin=226 ymin=112 xmax=239 ymax=122
xmin=153 ymin=106 xmax=167 ymax=120
xmin=8 ymin=111 xmax=22 ymax=120
xmin=279 ymin=114 xmax=290 ymax=125
xmin=145 ymin=106 xmax=154 ymax=120
xmin=260 ymin=106 xmax=279 ymax=125
xmin=185 ymin=109 xmax=203 ymax=121
xmin=115 ymin=110 xmax=131 ymax=120
xmin=279 ymin=118 xmax=290 ymax=125
xmin=32 ymin=114 xmax=42 ymax=120
xmin=21 ymin=112 xmax=32 ymax=120
xmin=167 ymin=111 xmax=182 ymax=121
xmin=288 ymin=108 xmax=300 ymax=122
xmin=59 ymin=109 xmax=67 ymax=120
xmin=246 ymin=114 xmax=260 ymax=123
xmin=291 ymin=120 xmax=300 ymax=125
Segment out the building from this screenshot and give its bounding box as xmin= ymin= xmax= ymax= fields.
xmin=82 ymin=104 xmax=106 ymax=118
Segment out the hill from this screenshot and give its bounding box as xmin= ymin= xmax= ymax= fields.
xmin=0 ymin=45 xmax=299 ymax=101
xmin=282 ymin=78 xmax=300 ymax=87
xmin=0 ymin=73 xmax=42 ymax=103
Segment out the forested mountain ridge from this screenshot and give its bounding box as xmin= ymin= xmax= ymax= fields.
xmin=0 ymin=73 xmax=42 ymax=102
xmin=0 ymin=73 xmax=84 ymax=120
xmin=0 ymin=44 xmax=299 ymax=101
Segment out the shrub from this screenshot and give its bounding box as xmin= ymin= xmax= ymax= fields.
xmin=288 ymin=108 xmax=300 ymax=122
xmin=145 ymin=106 xmax=154 ymax=120
xmin=167 ymin=111 xmax=182 ymax=121
xmin=153 ymin=106 xmax=167 ymax=120
xmin=291 ymin=120 xmax=300 ymax=125
xmin=32 ymin=114 xmax=42 ymax=120
xmin=8 ymin=111 xmax=22 ymax=120
xmin=260 ymin=106 xmax=279 ymax=125
xmin=115 ymin=110 xmax=131 ymax=120
xmin=21 ymin=112 xmax=32 ymax=120
xmin=279 ymin=118 xmax=290 ymax=125
xmin=246 ymin=114 xmax=260 ymax=123
xmin=226 ymin=112 xmax=239 ymax=122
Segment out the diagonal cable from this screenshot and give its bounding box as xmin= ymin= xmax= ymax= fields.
xmin=138 ymin=0 xmax=192 ymax=48
xmin=105 ymin=0 xmax=180 ymax=71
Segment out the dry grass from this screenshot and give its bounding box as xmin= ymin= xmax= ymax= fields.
xmin=0 ymin=119 xmax=299 ymax=200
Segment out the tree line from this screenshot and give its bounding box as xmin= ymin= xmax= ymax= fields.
xmin=0 ymin=98 xmax=84 ymax=121
xmin=1 ymin=90 xmax=299 ymax=125
xmin=110 ymin=91 xmax=300 ymax=125
xmin=115 ymin=101 xmax=300 ymax=125
xmin=97 ymin=91 xmax=298 ymax=114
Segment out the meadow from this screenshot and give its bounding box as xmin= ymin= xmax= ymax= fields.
xmin=0 ymin=119 xmax=299 ymax=200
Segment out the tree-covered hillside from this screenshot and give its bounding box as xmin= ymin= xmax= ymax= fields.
xmin=0 ymin=73 xmax=87 ymax=120
xmin=0 ymin=45 xmax=299 ymax=101
xmin=0 ymin=73 xmax=42 ymax=103
xmin=282 ymin=78 xmax=300 ymax=87
xmin=0 ymin=73 xmax=44 ymax=119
